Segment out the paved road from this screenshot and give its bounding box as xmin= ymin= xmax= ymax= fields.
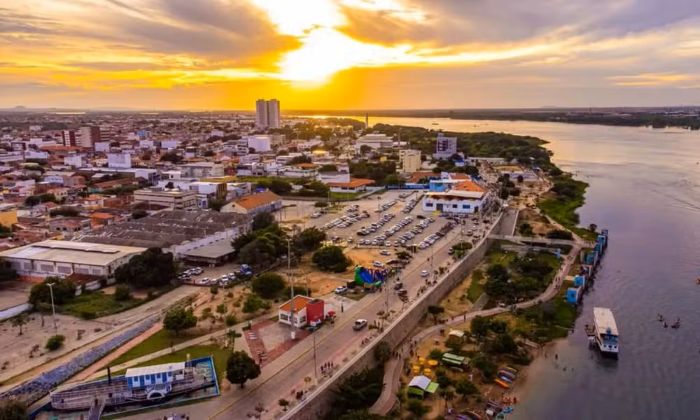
xmin=127 ymin=202 xmax=501 ymax=420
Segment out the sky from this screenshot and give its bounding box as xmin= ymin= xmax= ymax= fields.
xmin=1 ymin=0 xmax=700 ymax=110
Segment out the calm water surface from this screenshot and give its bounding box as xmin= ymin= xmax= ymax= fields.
xmin=354 ymin=116 xmax=700 ymax=419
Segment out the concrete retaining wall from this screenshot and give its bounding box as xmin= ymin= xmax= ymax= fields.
xmin=287 ymin=216 xmax=502 ymax=419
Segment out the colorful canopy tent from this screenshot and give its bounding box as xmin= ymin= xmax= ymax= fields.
xmin=354 ymin=265 xmax=387 ymax=287
xmin=408 ymin=375 xmax=439 ymax=399
xmin=566 ymin=287 xmax=582 ymax=304
xmin=441 ymin=352 xmax=468 ymax=368
xmin=574 ymin=275 xmax=586 ymax=288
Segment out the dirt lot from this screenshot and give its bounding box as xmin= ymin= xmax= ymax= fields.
xmin=516 ymin=208 xmax=554 ymax=236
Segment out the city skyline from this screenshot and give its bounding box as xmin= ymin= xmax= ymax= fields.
xmin=2 ymin=0 xmax=700 ymax=110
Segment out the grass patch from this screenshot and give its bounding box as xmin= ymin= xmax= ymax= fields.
xmin=111 ymin=328 xmax=209 ymax=366
xmin=513 ymin=284 xmax=578 ymax=343
xmin=113 ymin=344 xmax=230 ymax=384
xmin=467 ymin=270 xmax=485 ymax=302
xmin=60 ymin=291 xmax=143 ymax=319
xmin=329 ymin=191 xmax=363 ymax=201
xmin=538 ymin=176 xmax=597 ymax=241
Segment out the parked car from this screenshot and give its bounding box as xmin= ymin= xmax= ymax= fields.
xmin=334 ymin=286 xmax=348 ymax=295
xmin=353 ymin=319 xmax=368 ymax=331
xmin=420 ymin=270 xmax=430 ymax=277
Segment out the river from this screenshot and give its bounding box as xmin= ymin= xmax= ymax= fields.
xmin=336 ymin=116 xmax=700 ymax=419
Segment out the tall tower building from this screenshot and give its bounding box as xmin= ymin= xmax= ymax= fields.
xmin=255 ymin=99 xmax=268 ymax=128
xmin=78 ymin=126 xmax=101 ymax=149
xmin=61 ymin=130 xmax=76 ymax=146
xmin=267 ymin=99 xmax=280 ymax=129
xmin=255 ymin=99 xmax=281 ymax=129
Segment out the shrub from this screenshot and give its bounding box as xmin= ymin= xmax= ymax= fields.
xmin=45 ymin=334 xmax=65 ymax=351
xmin=251 ymin=273 xmax=286 ymax=299
xmin=225 ymin=314 xmax=238 ymax=326
xmin=163 ymin=307 xmax=197 ymax=336
xmin=312 ymin=246 xmax=351 ymax=272
xmin=114 ymin=285 xmax=131 ymax=301
xmin=243 ymin=294 xmax=269 ymax=313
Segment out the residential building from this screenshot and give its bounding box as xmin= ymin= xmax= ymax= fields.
xmin=48 ymin=217 xmax=92 ymax=239
xmin=78 ymin=126 xmax=101 ymax=149
xmin=61 ymin=130 xmax=77 ymax=147
xmin=0 ymin=203 xmax=18 ymax=228
xmin=0 ymin=240 xmax=146 ymax=279
xmin=282 ymin=163 xmax=318 ymax=179
xmin=255 ymin=99 xmax=281 ymax=129
xmin=180 ymin=162 xmax=224 ymax=178
xmin=434 ymin=133 xmax=458 ymax=160
xmin=223 ymin=190 xmax=282 ymax=215
xmin=107 ymin=152 xmax=132 ymax=169
xmin=422 ymin=180 xmax=490 ymax=214
xmin=246 ymin=135 xmax=272 ymax=152
xmin=399 ymin=149 xmax=422 ymax=173
xmin=133 ymin=187 xmax=198 ymax=210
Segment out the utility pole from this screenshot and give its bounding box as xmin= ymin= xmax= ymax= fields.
xmin=287 ymin=238 xmax=296 ymax=340
xmin=47 ymin=282 xmax=57 ymax=334
xmin=312 ymin=331 xmax=318 ymax=383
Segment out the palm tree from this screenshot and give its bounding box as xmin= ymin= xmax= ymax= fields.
xmin=11 ymin=313 xmax=28 ymax=336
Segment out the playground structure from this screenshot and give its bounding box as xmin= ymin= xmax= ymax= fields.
xmin=354 ymin=265 xmax=388 ymax=288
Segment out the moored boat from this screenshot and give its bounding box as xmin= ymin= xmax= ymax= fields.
xmin=593 ymin=307 xmax=619 ymax=356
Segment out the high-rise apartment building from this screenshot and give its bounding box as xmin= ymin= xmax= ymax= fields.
xmin=434 ymin=133 xmax=458 ymax=160
xmin=399 ymin=149 xmax=422 ymax=173
xmin=78 ymin=126 xmax=101 ymax=149
xmin=61 ymin=130 xmax=77 ymax=146
xmin=255 ymin=99 xmax=281 ymax=129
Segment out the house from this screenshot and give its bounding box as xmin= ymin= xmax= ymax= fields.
xmin=422 ymin=179 xmax=490 ymax=214
xmin=48 ymin=217 xmax=92 ymax=239
xmin=133 ymin=187 xmax=198 ymax=210
xmin=327 ymin=178 xmax=375 ymax=194
xmin=278 ymin=295 xmax=325 ymax=328
xmin=223 ymin=190 xmax=282 ymax=216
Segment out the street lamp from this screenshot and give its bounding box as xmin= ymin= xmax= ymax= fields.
xmin=287 ymin=237 xmax=296 ymax=340
xmin=46 ymin=282 xmax=58 ymax=334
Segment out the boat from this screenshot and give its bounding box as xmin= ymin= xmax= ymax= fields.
xmin=494 ymin=378 xmax=511 ymax=389
xmin=50 ymin=360 xmax=215 ymax=412
xmin=593 ymin=307 xmax=619 ymax=355
xmin=501 ymin=366 xmax=519 ymax=375
xmin=498 ymin=369 xmax=516 ymax=381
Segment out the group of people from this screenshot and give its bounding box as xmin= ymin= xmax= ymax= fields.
xmin=320 ymin=361 xmax=336 ymax=376
xmin=657 ymin=313 xmax=681 ymax=329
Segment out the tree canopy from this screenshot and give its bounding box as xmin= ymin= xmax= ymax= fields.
xmin=29 ymin=277 xmax=76 ymax=307
xmin=312 ymin=246 xmax=352 ymax=272
xmin=251 ymin=272 xmax=286 ymax=299
xmin=293 ymin=227 xmax=326 ymax=253
xmin=252 ymin=212 xmax=275 ymax=230
xmin=226 ymin=350 xmax=261 ymax=388
xmin=163 ymin=307 xmax=197 ymax=336
xmin=114 ymin=248 xmax=176 ymax=288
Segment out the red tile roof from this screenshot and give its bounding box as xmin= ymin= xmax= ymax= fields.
xmin=234 ymin=190 xmax=281 ymax=210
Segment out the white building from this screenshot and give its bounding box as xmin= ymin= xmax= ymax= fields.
xmin=133 ymin=188 xmax=198 ymax=210
xmin=399 ymin=149 xmax=422 ymax=173
xmin=434 ymin=133 xmax=458 ymax=160
xmin=160 ymin=139 xmax=180 ymax=150
xmin=422 ymin=180 xmax=490 ymax=214
xmin=0 ymin=240 xmax=146 ymax=279
xmin=255 ymin=99 xmax=281 ymax=129
xmin=355 ymin=133 xmax=393 ymax=153
xmin=94 ymin=142 xmax=111 ymax=153
xmin=246 ymin=135 xmax=272 ymax=152
xmin=179 ymin=162 xmax=224 ymax=178
xmin=107 ymin=152 xmax=132 ymax=169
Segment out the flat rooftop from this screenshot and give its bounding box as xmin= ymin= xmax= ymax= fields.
xmin=0 ymin=240 xmax=147 ymax=266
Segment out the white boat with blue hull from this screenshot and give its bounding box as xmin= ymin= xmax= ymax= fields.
xmin=591 ymin=307 xmax=619 ymax=356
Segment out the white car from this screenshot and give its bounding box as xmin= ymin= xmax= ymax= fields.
xmin=420 ymin=270 xmax=430 ymax=277
xmin=380 ymin=249 xmax=390 ymax=256
xmin=373 ymin=260 xmax=384 ymax=267
xmin=335 ymin=286 xmax=348 ymax=294
xmin=353 ymin=319 xmax=368 ymax=331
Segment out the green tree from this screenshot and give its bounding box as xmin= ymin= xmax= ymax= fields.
xmin=373 ymin=341 xmax=391 ymax=364
xmin=445 ymin=335 xmax=464 ymax=353
xmin=487 ymin=332 xmax=518 ymax=355
xmin=160 ymin=151 xmax=182 ymax=164
xmin=455 ymin=379 xmax=478 ymax=400
xmin=114 ymin=248 xmax=176 ymax=288
xmin=251 ymin=273 xmax=286 ymax=299
xmin=11 ymin=312 xmax=28 ymax=336
xmin=252 ymin=212 xmax=275 ymax=230
xmin=238 ymin=238 xmax=278 ymax=268
xmin=163 ymin=307 xmax=197 ymax=336
xmin=427 ymin=305 xmax=444 ymax=323
xmin=332 ymin=368 xmax=384 ymax=413
xmin=0 ymin=399 xmax=27 ymax=420
xmin=209 ymin=198 xmax=226 ymax=212
xmin=312 ymin=245 xmax=351 ymax=272
xmin=45 ymin=334 xmax=65 ymax=351
xmin=406 ymin=400 xmax=429 ymax=417
xmin=226 ymin=350 xmax=261 ymax=388
xmin=294 ymin=227 xmax=326 ymax=253
xmin=29 ymin=277 xmax=76 ymax=307
xmin=470 ymin=316 xmax=490 ymax=341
